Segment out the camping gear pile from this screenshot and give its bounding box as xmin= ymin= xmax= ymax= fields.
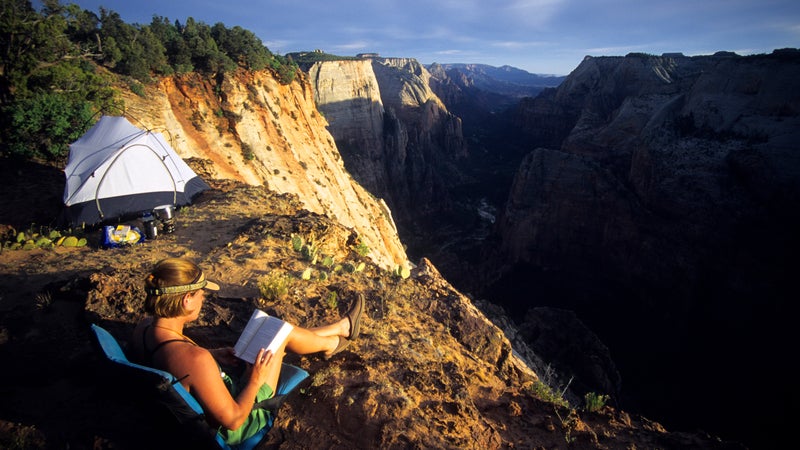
xmin=153 ymin=204 xmax=176 ymax=234
xmin=139 ymin=205 xmax=176 ymax=241
xmin=100 ymin=205 xmax=178 ymax=248
xmin=101 ymin=224 xmax=144 ymax=248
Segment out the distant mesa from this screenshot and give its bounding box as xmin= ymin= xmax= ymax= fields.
xmin=357 ymin=53 xmax=381 ymax=58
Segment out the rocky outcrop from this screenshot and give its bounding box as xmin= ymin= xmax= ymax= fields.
xmin=118 ymin=69 xmax=408 ymax=271
xmin=307 ymin=58 xmax=467 ymax=240
xmin=519 ymin=307 xmax=622 ymax=405
xmin=491 ymin=50 xmax=800 ymax=446
xmin=500 ymin=51 xmax=800 ymax=300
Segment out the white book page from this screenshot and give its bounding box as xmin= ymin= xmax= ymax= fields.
xmin=234 ymin=310 xmax=294 ymax=364
xmin=234 ymin=309 xmax=267 ymax=358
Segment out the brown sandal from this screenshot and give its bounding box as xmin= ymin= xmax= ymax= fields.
xmin=324 ymin=336 xmax=351 ymax=360
xmin=347 ymin=293 xmax=365 ymax=340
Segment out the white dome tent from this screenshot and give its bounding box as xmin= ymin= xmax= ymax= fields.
xmin=62 ymin=115 xmax=209 ymax=227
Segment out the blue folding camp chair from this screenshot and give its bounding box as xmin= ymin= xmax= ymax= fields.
xmin=90 ymin=323 xmax=308 ymax=450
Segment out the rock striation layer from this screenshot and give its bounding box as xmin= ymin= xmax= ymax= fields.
xmin=118 ymin=69 xmax=409 ymax=271
xmin=307 ymin=57 xmax=467 ymax=241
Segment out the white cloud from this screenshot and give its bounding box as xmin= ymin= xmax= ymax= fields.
xmin=502 ymin=0 xmax=566 ymax=12
xmin=434 ymin=49 xmax=466 ymax=56
xmin=491 ymin=40 xmax=551 ymax=49
xmin=501 ymin=0 xmax=567 ymax=28
xmin=263 ymin=40 xmax=291 ymax=51
xmin=332 ymin=41 xmax=372 ymax=51
xmin=784 ymin=23 xmax=800 ymax=35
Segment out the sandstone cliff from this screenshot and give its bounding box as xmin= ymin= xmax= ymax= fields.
xmin=306 ymin=57 xmax=467 ymax=243
xmin=117 ymin=69 xmax=408 ymax=271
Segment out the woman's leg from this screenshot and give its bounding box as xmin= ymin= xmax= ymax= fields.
xmin=285 ymin=294 xmax=362 ymax=356
xmin=307 ymin=317 xmax=349 ymax=337
xmin=285 ymin=326 xmax=341 ymax=355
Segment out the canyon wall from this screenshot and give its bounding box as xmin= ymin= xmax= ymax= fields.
xmin=492 ymin=50 xmax=800 ymax=445
xmin=499 ymin=51 xmax=800 ymax=305
xmin=306 ymin=57 xmax=467 ymax=242
xmin=117 ymin=69 xmax=408 ymax=271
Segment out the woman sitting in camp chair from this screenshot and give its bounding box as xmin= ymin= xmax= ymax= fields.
xmin=130 ymin=257 xmax=364 ymax=446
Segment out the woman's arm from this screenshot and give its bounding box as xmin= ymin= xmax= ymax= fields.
xmin=209 ymin=347 xmax=240 ymax=367
xmin=184 ymin=346 xmax=279 ymax=430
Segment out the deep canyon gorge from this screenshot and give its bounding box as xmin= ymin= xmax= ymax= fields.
xmin=307 ymin=51 xmax=799 ymax=448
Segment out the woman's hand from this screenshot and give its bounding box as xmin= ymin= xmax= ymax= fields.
xmin=210 ymin=347 xmax=240 ymax=366
xmin=248 ymin=348 xmax=275 ymax=387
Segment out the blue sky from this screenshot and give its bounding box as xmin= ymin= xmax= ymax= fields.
xmin=54 ymin=0 xmax=799 ymax=75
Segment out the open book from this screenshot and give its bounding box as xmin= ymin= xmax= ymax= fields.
xmin=233 ymin=309 xmax=294 ymax=364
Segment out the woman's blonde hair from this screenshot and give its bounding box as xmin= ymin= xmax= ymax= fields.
xmin=144 ymin=258 xmax=202 ymax=317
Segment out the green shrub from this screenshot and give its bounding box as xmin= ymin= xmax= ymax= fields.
xmin=4 ymin=93 xmax=94 ymax=161
xmin=257 ymin=272 xmax=290 ymax=302
xmin=354 ymin=239 xmax=370 ymax=256
xmin=584 ymin=392 xmax=610 ymax=412
xmin=241 ymin=142 xmax=255 ymax=161
xmin=393 ymin=265 xmax=410 ymax=279
xmin=325 ymin=291 xmax=338 ymax=309
xmin=129 ymin=81 xmax=146 ymax=97
xmin=301 ymin=243 xmax=318 ymax=264
xmin=530 ymin=380 xmax=569 ymax=408
xmin=291 ymin=234 xmax=304 ymax=251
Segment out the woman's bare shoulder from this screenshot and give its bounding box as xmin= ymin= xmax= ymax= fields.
xmin=169 ymin=341 xmax=216 ymax=373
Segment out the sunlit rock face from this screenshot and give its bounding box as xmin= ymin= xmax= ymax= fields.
xmin=307 ymin=57 xmax=467 ymax=239
xmin=120 ymin=69 xmax=409 ymax=271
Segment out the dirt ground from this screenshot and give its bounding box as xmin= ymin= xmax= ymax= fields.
xmin=0 ymin=159 xmax=746 ymax=449
xmin=0 ymin=159 xmax=320 ymax=448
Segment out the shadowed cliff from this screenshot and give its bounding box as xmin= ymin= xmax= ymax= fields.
xmin=486 ymin=50 xmax=800 ymax=447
